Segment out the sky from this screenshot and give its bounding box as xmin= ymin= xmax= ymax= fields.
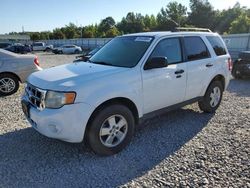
xmin=0 ymin=0 xmax=249 ymax=34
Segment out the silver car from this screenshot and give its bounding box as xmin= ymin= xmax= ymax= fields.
xmin=0 ymin=49 xmax=42 ymax=96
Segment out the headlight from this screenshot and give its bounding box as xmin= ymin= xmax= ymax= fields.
xmin=45 ymin=91 xmax=76 ymax=109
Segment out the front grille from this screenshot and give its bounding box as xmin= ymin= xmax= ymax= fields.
xmin=25 ymin=83 xmax=46 ymax=110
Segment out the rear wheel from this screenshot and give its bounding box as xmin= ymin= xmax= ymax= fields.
xmin=75 ymin=49 xmax=80 ymax=54
xmin=198 ymin=81 xmax=223 ymax=113
xmin=87 ymin=104 xmax=135 ymax=156
xmin=0 ymin=73 xmax=19 ymax=96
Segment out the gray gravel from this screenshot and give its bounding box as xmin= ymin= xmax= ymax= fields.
xmin=0 ymin=53 xmax=249 ymax=188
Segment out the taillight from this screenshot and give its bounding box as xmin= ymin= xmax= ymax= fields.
xmin=227 ymin=58 xmax=232 ymax=71
xmin=34 ymin=56 xmax=39 ymax=66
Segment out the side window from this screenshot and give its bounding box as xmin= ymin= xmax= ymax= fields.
xmin=206 ymin=36 xmax=227 ymax=56
xmin=150 ymin=38 xmax=182 ymax=64
xmin=183 ymin=37 xmax=210 ymax=61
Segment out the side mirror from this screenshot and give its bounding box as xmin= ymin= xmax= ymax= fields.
xmin=144 ymin=57 xmax=168 ymax=70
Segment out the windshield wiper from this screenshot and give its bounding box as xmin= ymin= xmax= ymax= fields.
xmin=89 ymin=60 xmax=114 ymax=66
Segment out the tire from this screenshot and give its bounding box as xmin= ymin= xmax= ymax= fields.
xmin=198 ymin=81 xmax=223 ymax=113
xmin=75 ymin=50 xmax=80 ymax=54
xmin=87 ymin=104 xmax=135 ymax=156
xmin=0 ymin=73 xmax=19 ymax=96
xmin=44 ymin=48 xmax=50 ymax=52
xmin=232 ymin=68 xmax=242 ymax=79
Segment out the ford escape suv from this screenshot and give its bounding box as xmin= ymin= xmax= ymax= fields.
xmin=21 ymin=31 xmax=231 ymax=155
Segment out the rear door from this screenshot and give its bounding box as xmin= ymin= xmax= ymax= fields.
xmin=183 ymin=36 xmax=213 ymax=100
xmin=142 ymin=37 xmax=187 ymax=114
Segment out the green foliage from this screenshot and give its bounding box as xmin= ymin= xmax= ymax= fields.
xmin=188 ymin=0 xmax=216 ymax=29
xmin=16 ymin=1 xmax=250 ymax=40
xmin=117 ymin=13 xmax=145 ymax=33
xmin=229 ymin=13 xmax=250 ymax=34
xmin=215 ymin=3 xmax=245 ymax=34
xmin=156 ymin=2 xmax=187 ymax=31
xmin=52 ymin=28 xmax=65 ymax=39
xmin=99 ymin=17 xmax=116 ymax=34
xmin=30 ymin=32 xmax=40 ymax=41
xmin=105 ymin=27 xmax=120 ymax=37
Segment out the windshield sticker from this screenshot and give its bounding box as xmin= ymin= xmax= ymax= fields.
xmin=135 ymin=37 xmax=152 ymax=42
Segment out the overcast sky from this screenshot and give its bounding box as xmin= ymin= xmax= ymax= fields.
xmin=0 ymin=0 xmax=249 ymax=34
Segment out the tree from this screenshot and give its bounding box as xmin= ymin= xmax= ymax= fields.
xmin=143 ymin=14 xmax=157 ymax=31
xmin=98 ymin=17 xmax=116 ymax=34
xmin=165 ymin=1 xmax=187 ymax=26
xmin=117 ymin=12 xmax=145 ymax=33
xmin=30 ymin=33 xmax=40 ymax=41
xmin=105 ymin=27 xmax=120 ymax=37
xmin=188 ymin=0 xmax=216 ymax=29
xmin=52 ymin=28 xmax=65 ymax=39
xmin=61 ymin=22 xmax=79 ymax=39
xmin=39 ymin=32 xmax=50 ymax=40
xmin=229 ymin=13 xmax=250 ymax=34
xmin=215 ymin=3 xmax=247 ymax=34
xmin=156 ymin=2 xmax=187 ymax=31
xmin=82 ymin=25 xmax=98 ymax=38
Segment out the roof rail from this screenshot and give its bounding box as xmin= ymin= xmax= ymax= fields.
xmin=174 ymin=27 xmax=212 ymax=33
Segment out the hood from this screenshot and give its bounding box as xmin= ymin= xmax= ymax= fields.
xmin=27 ymin=62 xmax=128 ymax=90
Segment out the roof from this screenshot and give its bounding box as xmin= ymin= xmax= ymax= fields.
xmin=123 ymin=31 xmax=217 ymax=38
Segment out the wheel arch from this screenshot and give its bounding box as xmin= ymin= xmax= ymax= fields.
xmin=0 ymin=72 xmax=21 ymax=82
xmin=209 ymin=74 xmax=225 ymax=90
xmin=202 ymin=74 xmax=226 ymax=96
xmin=85 ymin=97 xmax=140 ymax=139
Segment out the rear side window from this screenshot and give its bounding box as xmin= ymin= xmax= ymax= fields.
xmin=183 ymin=37 xmax=210 ymax=61
xmin=150 ymin=38 xmax=182 ymax=64
xmin=206 ymin=36 xmax=227 ymax=56
xmin=33 ymin=43 xmax=43 ymax=46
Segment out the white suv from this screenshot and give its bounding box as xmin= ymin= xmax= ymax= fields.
xmin=21 ymin=31 xmax=232 ymax=155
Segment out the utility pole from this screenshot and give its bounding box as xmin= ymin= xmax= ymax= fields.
xmin=22 ymin=26 xmax=24 ymax=33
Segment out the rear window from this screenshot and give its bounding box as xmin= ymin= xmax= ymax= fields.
xmin=183 ymin=37 xmax=210 ymax=61
xmin=33 ymin=43 xmax=43 ymax=47
xmin=206 ymin=36 xmax=227 ymax=56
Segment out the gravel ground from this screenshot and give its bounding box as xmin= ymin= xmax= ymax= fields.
xmin=0 ymin=53 xmax=249 ymax=188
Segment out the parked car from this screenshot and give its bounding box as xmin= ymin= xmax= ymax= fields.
xmin=21 ymin=31 xmax=231 ymax=155
xmin=0 ymin=42 xmax=11 ymax=49
xmin=5 ymin=44 xmax=32 ymax=54
xmin=73 ymin=46 xmax=101 ymax=62
xmin=232 ymin=51 xmax=250 ymax=79
xmin=0 ymin=49 xmax=42 ymax=96
xmin=32 ymin=42 xmax=53 ymax=52
xmin=52 ymin=45 xmax=82 ymax=54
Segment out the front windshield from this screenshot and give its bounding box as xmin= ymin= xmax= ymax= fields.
xmin=89 ymin=36 xmax=153 ymax=68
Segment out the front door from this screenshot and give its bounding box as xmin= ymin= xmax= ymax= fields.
xmin=142 ymin=37 xmax=187 ymax=114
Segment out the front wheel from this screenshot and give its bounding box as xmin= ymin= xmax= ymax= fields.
xmin=87 ymin=104 xmax=135 ymax=156
xmin=198 ymin=81 xmax=223 ymax=113
xmin=0 ymin=73 xmax=19 ymax=96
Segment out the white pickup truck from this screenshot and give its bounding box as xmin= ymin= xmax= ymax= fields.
xmin=22 ymin=31 xmax=231 ymax=155
xmin=32 ymin=42 xmax=53 ymax=52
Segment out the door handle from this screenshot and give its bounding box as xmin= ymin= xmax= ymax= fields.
xmin=206 ymin=63 xmax=213 ymax=67
xmin=175 ymin=69 xmax=184 ymax=74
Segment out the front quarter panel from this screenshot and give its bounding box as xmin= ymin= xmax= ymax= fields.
xmin=74 ymin=68 xmax=144 ymax=118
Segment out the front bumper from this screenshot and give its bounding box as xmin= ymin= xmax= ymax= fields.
xmin=21 ymin=96 xmax=94 ymax=143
